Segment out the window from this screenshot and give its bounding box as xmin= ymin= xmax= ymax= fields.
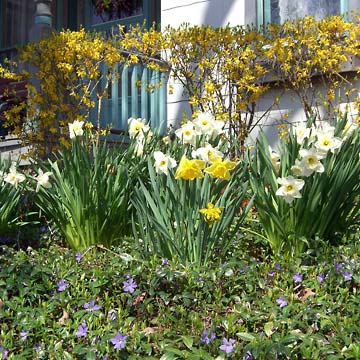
xmin=0 ymin=0 xmax=35 ymax=61
xmin=85 ymin=0 xmax=160 ymax=33
xmin=0 ymin=0 xmax=61 ymax=63
xmin=257 ymin=0 xmax=348 ymax=26
xmin=90 ymin=0 xmax=143 ymax=26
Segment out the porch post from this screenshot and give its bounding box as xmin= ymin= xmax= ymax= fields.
xmin=30 ymin=0 xmax=53 ymax=41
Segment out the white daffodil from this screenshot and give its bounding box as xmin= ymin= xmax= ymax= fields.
xmin=191 ymin=143 xmax=223 ymax=162
xmin=128 ymin=117 xmax=150 ymax=139
xmin=134 ymin=138 xmax=144 ymax=157
xmin=276 ymin=176 xmax=305 ymax=203
xmin=298 ymin=148 xmax=324 ymax=176
xmin=34 ymin=168 xmax=53 ymax=192
xmin=211 ymin=119 xmax=225 ymax=136
xmin=269 ymin=146 xmax=281 ymax=173
xmin=153 ymin=151 xmax=177 ymax=175
xmin=193 ymin=112 xmax=216 ymax=136
xmin=343 ymin=120 xmax=358 ymax=139
xmin=315 ymin=132 xmax=343 ymax=154
xmin=175 ymin=121 xmax=197 ymax=145
xmin=291 ymin=159 xmax=307 ymax=177
xmin=4 ymin=163 xmax=26 ymax=188
xmin=293 ymin=123 xmax=311 ymax=144
xmin=68 ymin=120 xmax=84 ymax=139
xmin=318 ymin=121 xmax=335 ymax=136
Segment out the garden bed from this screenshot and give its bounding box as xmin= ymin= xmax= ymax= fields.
xmin=0 ymin=233 xmax=359 ymax=359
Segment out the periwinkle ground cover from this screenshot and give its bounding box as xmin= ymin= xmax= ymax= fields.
xmin=0 ymin=232 xmax=359 ymax=359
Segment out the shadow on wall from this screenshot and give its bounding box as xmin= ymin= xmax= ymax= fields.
xmin=172 ymin=0 xmax=238 ymax=127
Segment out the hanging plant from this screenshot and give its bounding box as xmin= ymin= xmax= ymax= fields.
xmin=91 ymin=0 xmax=134 ymax=20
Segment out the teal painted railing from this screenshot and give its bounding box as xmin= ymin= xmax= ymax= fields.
xmin=90 ymin=63 xmax=168 ymax=135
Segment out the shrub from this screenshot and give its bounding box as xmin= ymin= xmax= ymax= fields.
xmin=0 ymin=160 xmax=24 ymax=235
xmin=248 ymin=115 xmax=360 ymax=255
xmin=27 ymin=122 xmax=156 ymax=250
xmin=132 ymin=112 xmax=253 ymax=266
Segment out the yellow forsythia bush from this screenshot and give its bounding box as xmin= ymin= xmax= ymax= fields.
xmin=4 ymin=15 xmax=360 ymax=155
xmin=5 ymin=29 xmax=126 ymax=155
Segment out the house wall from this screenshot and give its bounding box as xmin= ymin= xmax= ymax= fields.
xmin=160 ymin=0 xmax=360 ymax=142
xmin=161 ymin=0 xmax=256 ymax=128
xmin=160 ymin=0 xmax=256 ymax=29
xmin=249 ymin=74 xmax=360 ymax=147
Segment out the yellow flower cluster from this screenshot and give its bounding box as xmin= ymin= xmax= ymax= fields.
xmin=3 ymin=15 xmax=360 ymax=155
xmin=174 ymin=155 xmax=237 ymax=181
xmin=4 ymin=28 xmax=131 ymax=155
xmin=265 ymin=15 xmax=360 ymax=119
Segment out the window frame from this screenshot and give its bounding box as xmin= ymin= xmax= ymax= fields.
xmin=257 ymin=0 xmax=349 ymax=27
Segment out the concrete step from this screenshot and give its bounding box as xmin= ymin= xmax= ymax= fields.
xmin=0 ymin=136 xmax=31 ymax=165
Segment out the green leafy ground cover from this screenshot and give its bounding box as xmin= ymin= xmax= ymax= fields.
xmin=1 ymin=232 xmax=359 ymax=360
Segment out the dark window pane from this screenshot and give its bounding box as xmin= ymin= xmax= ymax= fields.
xmin=1 ymin=0 xmax=35 ymax=48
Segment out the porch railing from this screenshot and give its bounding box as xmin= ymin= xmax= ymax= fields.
xmin=91 ymin=63 xmax=168 ymax=135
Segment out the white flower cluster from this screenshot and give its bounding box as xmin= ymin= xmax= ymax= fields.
xmin=0 ymin=163 xmax=52 ymax=192
xmin=152 ymin=112 xmax=227 ymax=176
xmin=275 ymin=120 xmax=357 ymax=203
xmin=127 ymin=118 xmax=153 ymax=157
xmin=174 ymin=112 xmax=225 ymax=145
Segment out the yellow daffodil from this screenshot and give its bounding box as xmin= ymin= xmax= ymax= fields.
xmin=199 ymin=202 xmax=224 ymax=225
xmin=204 ymin=158 xmax=237 ymax=180
xmin=174 ymin=155 xmax=205 ymax=180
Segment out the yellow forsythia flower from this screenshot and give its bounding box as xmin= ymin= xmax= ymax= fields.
xmin=174 ymin=155 xmax=205 ymax=180
xmin=204 ymin=158 xmax=237 ymax=180
xmin=199 ymin=202 xmax=224 ymax=225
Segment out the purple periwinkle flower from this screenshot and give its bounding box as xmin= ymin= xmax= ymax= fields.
xmin=343 ymin=271 xmax=352 ymax=281
xmin=243 ymin=351 xmax=254 ymax=360
xmin=239 ymin=265 xmax=250 ymax=274
xmin=161 ymin=258 xmax=169 ymax=266
xmin=20 ymin=330 xmax=29 ymax=341
xmin=110 ymin=332 xmax=127 ymax=350
xmin=274 ymin=263 xmax=281 ymax=270
xmin=123 ymin=277 xmax=137 ymax=294
xmin=84 ymin=300 xmax=101 ymax=312
xmin=34 ymin=344 xmax=42 ymax=353
xmin=0 ymin=346 xmax=9 ymax=360
xmin=334 ymin=261 xmax=344 ymax=273
xmin=39 ymin=226 xmax=47 ymax=233
xmin=200 ymin=329 xmax=216 ymax=344
xmin=219 ymin=338 xmax=236 ymax=354
xmin=108 ymin=309 xmax=118 ymax=322
xmin=277 ymin=296 xmax=288 ymax=308
xmin=57 ymin=279 xmax=69 ymax=292
xmin=268 ymin=270 xmax=275 ymax=277
xmin=318 ymin=273 xmax=326 ymax=283
xmin=75 ymin=252 xmax=83 ymax=263
xmin=293 ymin=272 xmax=303 ymax=283
xmin=75 ymin=322 xmax=88 ymax=338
